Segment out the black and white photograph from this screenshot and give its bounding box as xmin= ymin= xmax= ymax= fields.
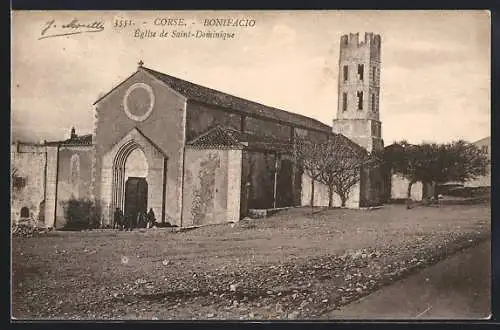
xmin=11 ymin=10 xmax=491 ymax=320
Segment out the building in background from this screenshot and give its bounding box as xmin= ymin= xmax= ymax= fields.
xmin=464 ymin=136 xmax=491 ymax=188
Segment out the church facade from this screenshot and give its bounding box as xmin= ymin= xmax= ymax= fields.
xmin=11 ymin=32 xmax=390 ymax=229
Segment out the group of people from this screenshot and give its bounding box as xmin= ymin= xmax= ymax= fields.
xmin=113 ymin=208 xmax=157 ymax=231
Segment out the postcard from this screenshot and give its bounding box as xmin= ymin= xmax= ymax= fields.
xmin=11 ymin=10 xmax=491 ymax=320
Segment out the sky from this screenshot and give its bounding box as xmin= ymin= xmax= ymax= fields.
xmin=11 ymin=10 xmax=491 ymax=144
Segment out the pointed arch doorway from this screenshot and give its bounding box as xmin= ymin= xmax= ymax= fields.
xmin=112 ymin=140 xmax=150 ymax=220
xmin=101 ymin=128 xmax=168 ymax=227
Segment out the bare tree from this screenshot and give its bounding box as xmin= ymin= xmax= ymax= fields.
xmin=294 ymin=134 xmax=368 ymax=208
xmin=294 ymin=136 xmax=328 ymax=208
xmin=318 ymin=135 xmax=368 ymax=207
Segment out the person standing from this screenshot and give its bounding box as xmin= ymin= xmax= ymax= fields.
xmin=113 ymin=208 xmax=122 ymax=230
xmin=147 ymin=208 xmax=156 ymax=228
xmin=125 ymin=212 xmax=134 ymax=231
xmin=136 ymin=211 xmax=146 ymax=229
xmin=137 ymin=212 xmax=146 ymax=228
xmin=123 ymin=213 xmax=128 ymax=231
xmin=115 ymin=208 xmax=124 ymax=230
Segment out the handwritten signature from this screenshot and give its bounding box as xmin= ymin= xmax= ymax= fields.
xmin=39 ymin=19 xmax=104 ymax=40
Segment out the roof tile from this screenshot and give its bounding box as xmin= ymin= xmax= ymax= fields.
xmin=187 ymin=125 xmax=294 ymax=152
xmin=142 ymin=67 xmax=331 ymax=133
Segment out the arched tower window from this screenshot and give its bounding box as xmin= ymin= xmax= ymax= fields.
xmin=357 ymin=91 xmax=363 ymax=110
xmin=357 ymin=64 xmax=364 ymax=81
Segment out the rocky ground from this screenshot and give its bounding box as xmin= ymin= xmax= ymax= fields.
xmin=11 ymin=204 xmax=491 ymax=320
xmin=12 ymin=221 xmax=51 ymax=238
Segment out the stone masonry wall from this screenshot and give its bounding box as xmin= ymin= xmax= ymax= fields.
xmin=54 ymin=146 xmax=94 ymax=229
xmin=390 ymin=173 xmax=423 ymax=201
xmin=301 ymin=172 xmax=360 ymax=208
xmin=183 ymin=148 xmax=239 ymax=226
xmin=11 ymin=144 xmax=46 ymax=225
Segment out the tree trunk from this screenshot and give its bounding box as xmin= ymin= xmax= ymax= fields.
xmin=432 ymin=181 xmax=440 ymax=205
xmin=406 ymin=179 xmax=416 ymax=209
xmin=328 ymin=186 xmax=334 ymax=208
xmin=422 ymin=181 xmax=430 ymax=206
xmin=433 ymin=182 xmax=440 ymax=200
xmin=340 ymin=195 xmax=347 ymax=207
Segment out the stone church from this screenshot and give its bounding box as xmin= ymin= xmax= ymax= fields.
xmin=12 ymin=32 xmax=395 ymax=229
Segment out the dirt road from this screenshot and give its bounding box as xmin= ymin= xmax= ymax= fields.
xmin=325 ymin=240 xmax=491 ymax=319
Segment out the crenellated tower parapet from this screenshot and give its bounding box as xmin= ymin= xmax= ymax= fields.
xmin=339 ymin=32 xmax=381 ymax=62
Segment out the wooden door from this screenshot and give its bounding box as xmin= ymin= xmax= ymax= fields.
xmin=124 ymin=177 xmax=148 ymax=220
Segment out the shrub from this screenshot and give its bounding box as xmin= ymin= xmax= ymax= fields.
xmin=62 ymin=198 xmax=100 ymax=231
xmin=435 ymin=183 xmax=464 ymax=196
xmin=446 ymin=186 xmax=490 ymax=198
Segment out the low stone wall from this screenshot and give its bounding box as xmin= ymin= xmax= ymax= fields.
xmin=300 ymin=173 xmax=360 ymax=208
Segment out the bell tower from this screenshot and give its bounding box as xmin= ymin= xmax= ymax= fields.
xmin=332 ymin=32 xmax=383 ymax=153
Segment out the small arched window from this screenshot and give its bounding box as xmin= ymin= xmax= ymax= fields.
xmin=20 ymin=207 xmax=29 ymax=218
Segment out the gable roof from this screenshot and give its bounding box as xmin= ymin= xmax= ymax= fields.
xmin=137 ymin=66 xmax=331 ymax=133
xmin=187 ymin=125 xmax=294 ymax=152
xmin=187 ymin=125 xmax=245 ymax=149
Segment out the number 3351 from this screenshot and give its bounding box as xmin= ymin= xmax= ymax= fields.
xmin=113 ymin=19 xmax=133 ymax=28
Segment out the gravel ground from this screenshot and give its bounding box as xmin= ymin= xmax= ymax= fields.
xmin=11 ymin=203 xmax=491 ymax=320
